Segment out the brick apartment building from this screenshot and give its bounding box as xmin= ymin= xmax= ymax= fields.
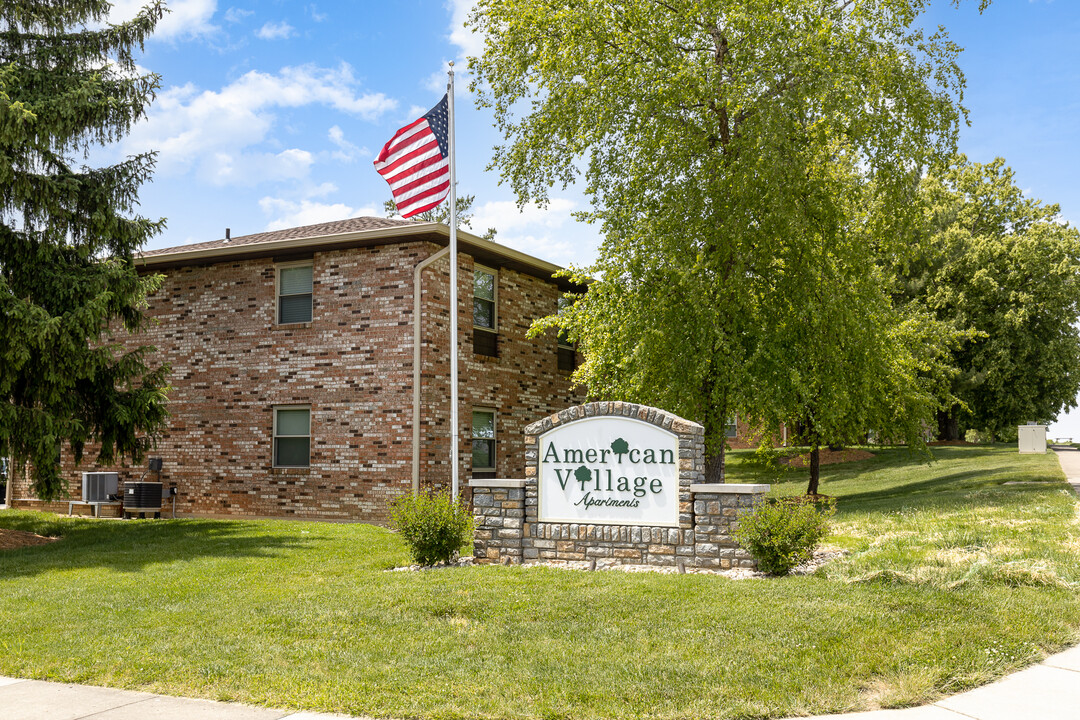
xmin=12 ymin=217 xmax=585 ymax=521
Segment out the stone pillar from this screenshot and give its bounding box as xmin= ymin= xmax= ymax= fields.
xmin=469 ymin=479 xmax=526 ymax=563
xmin=689 ymin=484 xmax=770 ymax=569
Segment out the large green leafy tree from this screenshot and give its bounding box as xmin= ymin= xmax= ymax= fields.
xmin=469 ymin=0 xmax=977 ymax=480
xmin=747 ymin=154 xmax=955 ymax=494
xmin=899 ymin=155 xmax=1080 ymax=441
xmin=0 ymin=0 xmax=170 ymax=501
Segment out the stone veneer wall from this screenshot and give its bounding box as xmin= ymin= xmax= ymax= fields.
xmin=471 ymin=402 xmax=768 ymax=569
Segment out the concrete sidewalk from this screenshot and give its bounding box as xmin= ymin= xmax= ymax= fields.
xmin=1051 ymin=444 xmax=1080 ymax=497
xmin=798 ymin=644 xmax=1080 ymax=719
xmin=0 ymin=675 xmax=359 ymax=720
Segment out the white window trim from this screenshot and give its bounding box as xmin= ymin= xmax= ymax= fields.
xmin=273 ymin=405 xmax=311 ymax=468
xmin=275 ymin=260 xmax=314 ymax=325
xmin=725 ymin=414 xmax=738 ymax=439
xmin=471 ymin=407 xmax=497 ymax=472
xmin=473 ymin=264 xmax=498 ymax=332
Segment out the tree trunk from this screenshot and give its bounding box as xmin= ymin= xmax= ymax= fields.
xmin=806 ymin=445 xmax=821 ymax=496
xmin=936 ymin=408 xmax=964 ymax=442
xmin=3 ymin=457 xmax=12 ymax=506
xmin=705 ymin=442 xmax=726 ymax=483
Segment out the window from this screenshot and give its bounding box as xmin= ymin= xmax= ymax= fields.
xmin=725 ymin=415 xmax=738 ymax=439
xmin=274 ymin=406 xmax=311 ymax=467
xmin=471 ymin=409 xmax=496 ymax=476
xmin=556 ymin=295 xmax=577 ymax=372
xmin=277 ymin=262 xmax=313 ymax=324
xmin=473 ymin=266 xmax=498 ymax=357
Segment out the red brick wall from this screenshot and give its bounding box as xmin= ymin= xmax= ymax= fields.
xmin=415 ymin=246 xmax=584 ymax=489
xmin=18 ymin=240 xmax=583 ymax=522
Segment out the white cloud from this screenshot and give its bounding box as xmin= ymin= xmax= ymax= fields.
xmin=224 ymin=7 xmax=253 ymax=23
xmin=256 ymin=21 xmax=295 ymax=40
xmin=259 ymin=197 xmax=379 ymax=230
xmin=424 ymin=68 xmax=451 ymax=94
xmin=423 ymin=0 xmax=484 ymax=94
xmin=327 ymin=125 xmax=368 ymax=162
xmin=469 ymin=199 xmax=584 ymax=265
xmin=494 ymin=233 xmax=579 ymax=265
xmin=306 ymin=182 xmax=339 ymax=198
xmin=124 ymin=64 xmax=396 ymax=182
xmin=307 ymin=4 xmax=328 ymax=22
xmin=471 ymin=198 xmax=577 ymax=234
xmin=109 ymin=0 xmax=219 ymax=40
xmin=205 ymin=148 xmax=314 ymax=186
xmin=447 ymin=0 xmax=484 ymax=60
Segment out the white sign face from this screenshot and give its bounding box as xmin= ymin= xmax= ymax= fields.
xmin=538 ymin=416 xmax=680 ymax=527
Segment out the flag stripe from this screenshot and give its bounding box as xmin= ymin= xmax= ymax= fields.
xmin=400 ymin=194 xmax=449 ymax=219
xmin=374 ymin=95 xmax=451 ymax=219
xmin=379 ymin=141 xmax=440 ymax=179
xmin=373 ymin=118 xmax=427 ymax=164
xmin=396 ymin=180 xmax=450 ymax=213
xmin=374 ymin=127 xmax=437 ymax=172
xmin=388 ymin=157 xmax=449 ymax=194
xmin=383 ymin=144 xmax=443 ymax=186
xmin=398 ymin=185 xmax=450 ymax=218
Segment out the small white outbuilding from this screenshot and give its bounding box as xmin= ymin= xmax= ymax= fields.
xmin=1018 ymin=424 xmax=1048 ymax=454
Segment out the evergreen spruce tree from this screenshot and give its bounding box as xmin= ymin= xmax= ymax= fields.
xmin=0 ymin=0 xmax=170 ymax=501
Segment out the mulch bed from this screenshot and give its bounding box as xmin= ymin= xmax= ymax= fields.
xmin=928 ymin=440 xmax=977 ymax=446
xmin=0 ymin=528 xmax=58 ymax=551
xmin=782 ymin=448 xmax=875 ymax=467
xmin=777 ymin=493 xmax=834 ymax=505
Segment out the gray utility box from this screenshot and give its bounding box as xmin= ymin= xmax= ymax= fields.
xmin=1018 ymin=425 xmax=1048 ymax=454
xmin=81 ymin=472 xmax=118 ymax=503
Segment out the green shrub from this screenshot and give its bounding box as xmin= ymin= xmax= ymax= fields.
xmin=734 ymin=498 xmax=834 ymax=575
xmin=749 ymin=443 xmax=798 ymax=473
xmin=390 ymin=489 xmax=473 ymax=567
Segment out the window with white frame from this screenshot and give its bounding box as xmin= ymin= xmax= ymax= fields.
xmin=471 ymin=408 xmax=496 ymax=475
xmin=473 ymin=266 xmax=498 ymax=357
xmin=274 ymin=406 xmax=311 ymax=467
xmin=277 ymin=262 xmax=313 ymax=324
xmin=725 ymin=415 xmax=738 ymax=439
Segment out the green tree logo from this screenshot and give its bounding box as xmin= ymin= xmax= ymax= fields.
xmin=574 ymin=465 xmax=592 ymax=488
xmin=610 ymin=438 xmax=629 ymax=461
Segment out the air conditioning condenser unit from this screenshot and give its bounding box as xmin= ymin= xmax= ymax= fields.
xmin=81 ymin=472 xmax=118 ymax=503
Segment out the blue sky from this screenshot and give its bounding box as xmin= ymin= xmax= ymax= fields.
xmin=115 ymin=0 xmax=594 ymax=268
xmin=111 ymin=0 xmax=1080 ymax=432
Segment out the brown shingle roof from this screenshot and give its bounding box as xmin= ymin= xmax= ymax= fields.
xmin=136 ymin=215 xmax=580 ymax=291
xmin=140 ymin=216 xmax=415 ymax=258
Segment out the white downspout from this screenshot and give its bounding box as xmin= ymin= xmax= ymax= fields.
xmin=412 ymin=246 xmax=451 ymax=495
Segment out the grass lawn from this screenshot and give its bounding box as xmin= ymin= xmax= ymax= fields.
xmin=1 ymin=445 xmax=1078 ymax=719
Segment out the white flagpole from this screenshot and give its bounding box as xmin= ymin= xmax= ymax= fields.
xmin=448 ymin=64 xmax=460 ymax=500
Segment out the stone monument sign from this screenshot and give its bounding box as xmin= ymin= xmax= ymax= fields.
xmin=471 ymin=402 xmax=770 ymax=569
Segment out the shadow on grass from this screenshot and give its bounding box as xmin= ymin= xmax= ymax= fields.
xmin=837 ymin=469 xmax=990 ymax=507
xmin=730 ymin=445 xmax=940 ymax=484
xmin=734 ymin=444 xmax=1064 ymax=516
xmin=833 ymin=446 xmax=1067 ymax=515
xmin=0 ymin=511 xmax=314 ymax=579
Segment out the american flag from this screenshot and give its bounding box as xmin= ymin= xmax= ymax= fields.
xmin=374 ymin=95 xmax=450 ymax=219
